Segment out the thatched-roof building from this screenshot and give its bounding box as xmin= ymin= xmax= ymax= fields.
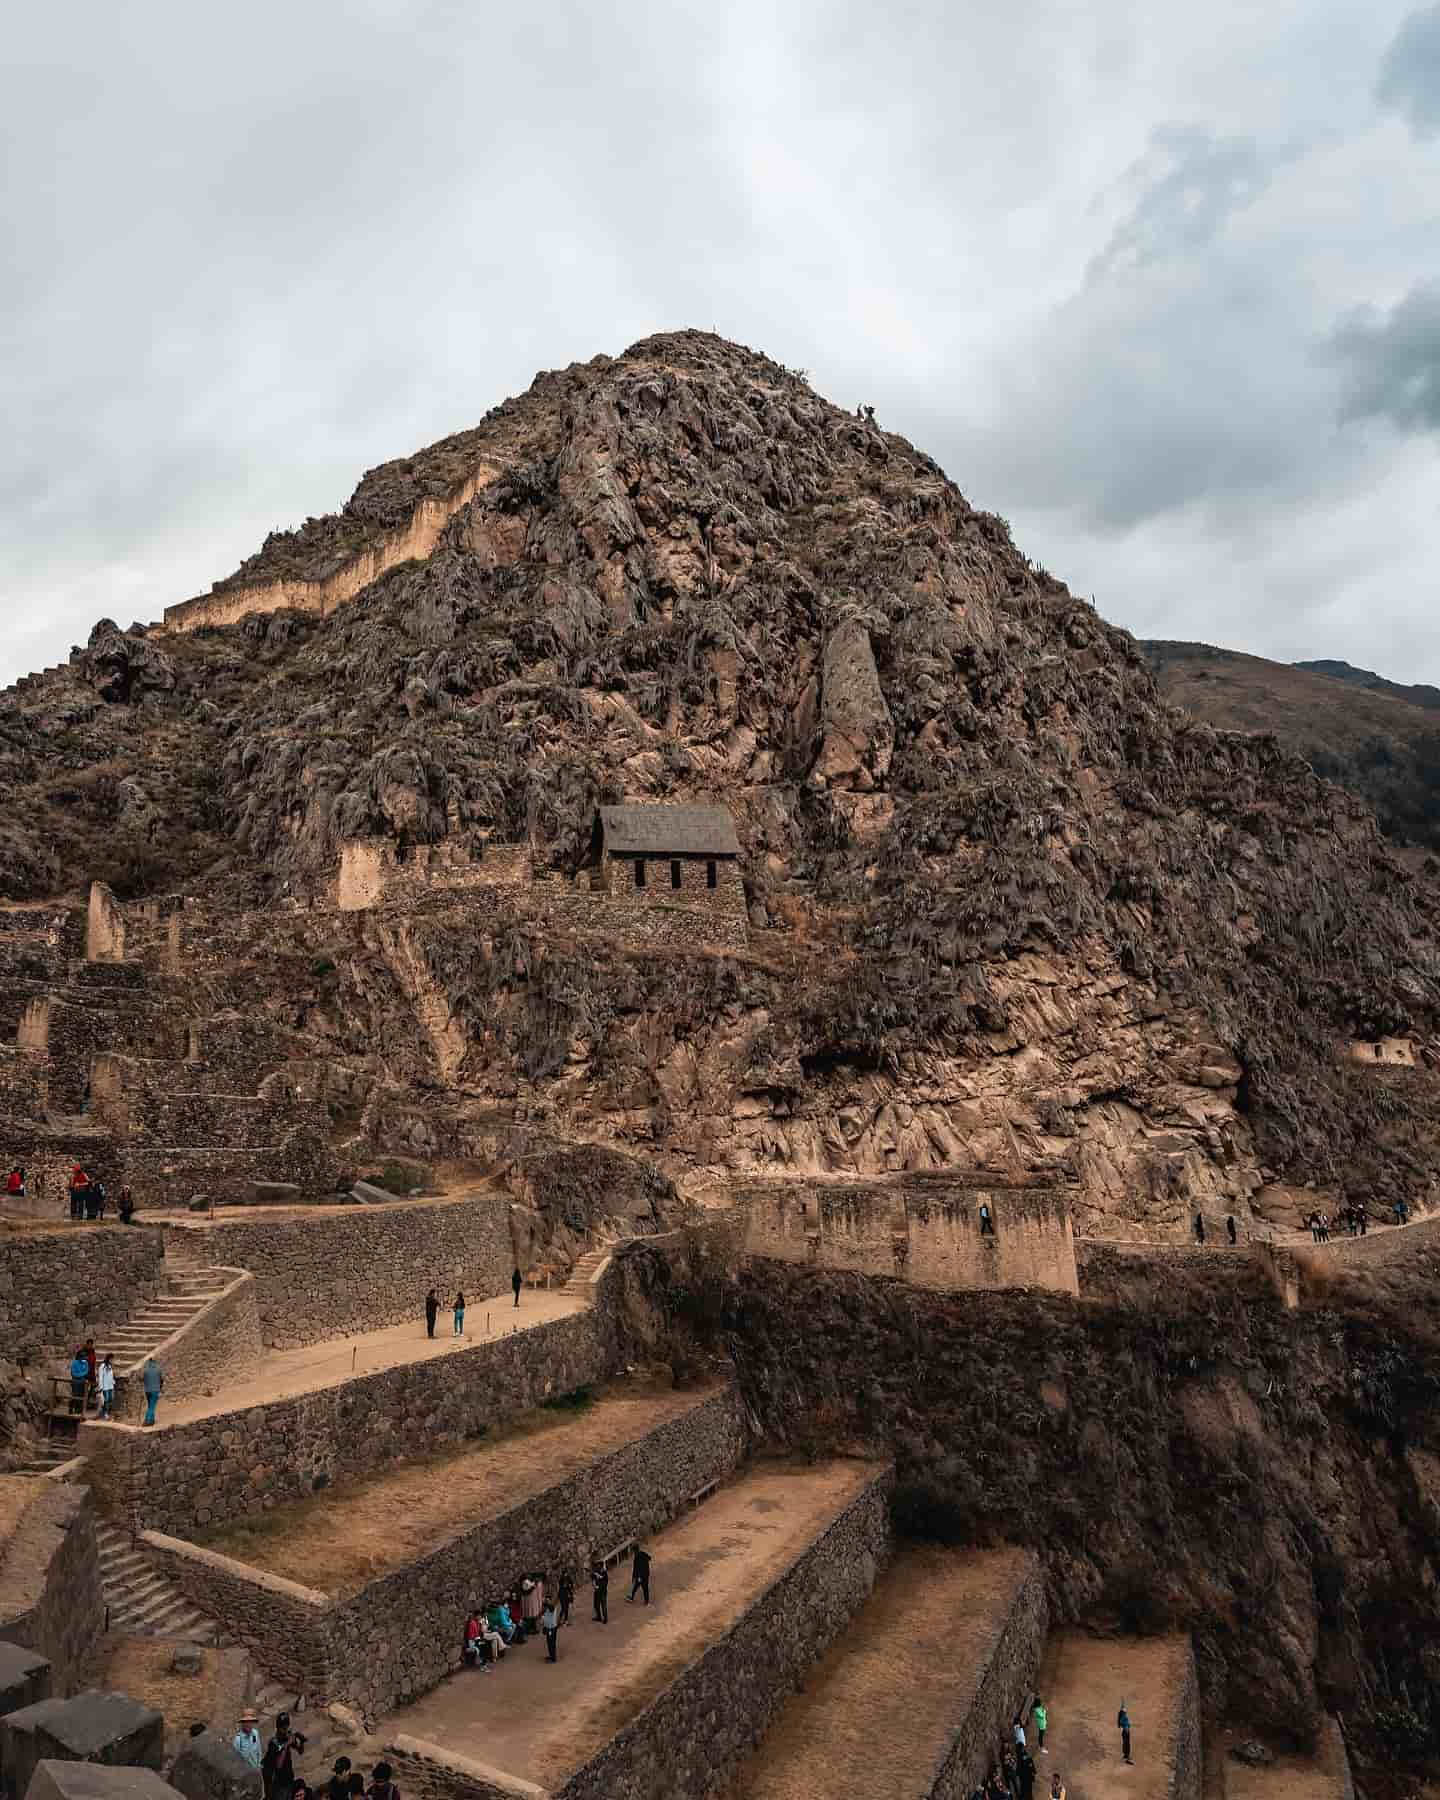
xmin=589 ymin=804 xmax=746 ymax=928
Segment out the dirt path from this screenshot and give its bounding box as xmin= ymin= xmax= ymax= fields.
xmin=1038 ymin=1632 xmax=1191 ymax=1799
xmin=161 ymin=1284 xmax=583 ymax=1426
xmin=389 ymin=1459 xmax=883 ymax=1790
xmin=733 ymin=1545 xmax=1032 ymax=1800
xmin=198 ymin=1378 xmax=723 ymax=1593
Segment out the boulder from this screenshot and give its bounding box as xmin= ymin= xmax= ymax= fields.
xmin=167 ymin=1733 xmax=261 ymax=1800
xmin=812 ymin=617 xmax=894 ymax=791
xmin=0 ymin=1643 xmax=50 ymax=1717
xmin=24 ymin=1768 xmax=182 ymax=1800
xmin=1 ymin=1695 xmax=162 ymax=1800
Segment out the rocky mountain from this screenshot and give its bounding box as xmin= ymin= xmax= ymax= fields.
xmin=5 ymin=330 xmax=1440 ymax=1226
xmin=1143 ymin=638 xmax=1440 ymax=854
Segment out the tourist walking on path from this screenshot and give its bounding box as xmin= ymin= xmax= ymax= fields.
xmin=5 ymin=1167 xmax=24 ymax=1198
xmin=1193 ymin=1213 xmax=1205 ymax=1245
xmin=628 ymin=1544 xmax=652 ymax=1605
xmin=978 ymin=1201 xmax=995 ymax=1237
xmin=1048 ymin=1775 xmax=1066 ymax=1800
xmin=453 ymin=1291 xmax=465 ymax=1336
xmin=1012 ymin=1712 xmax=1027 ymax=1752
xmin=326 ymin=1761 xmax=351 ymax=1800
xmin=141 ymin=1355 xmax=163 ymax=1426
xmin=97 ymin=1353 xmax=115 ymax=1419
xmin=424 ymin=1289 xmax=438 ymax=1339
xmin=1226 ymin=1215 xmax=1237 ymax=1246
xmin=1117 ymin=1700 xmax=1133 ymax=1765
xmin=543 ymin=1597 xmax=559 ymax=1661
xmin=557 ymin=1569 xmax=574 ymax=1626
xmin=512 ymin=1265 xmax=522 ymax=1308
xmin=592 ymin=1559 xmax=609 ymax=1622
xmin=68 ymin=1348 xmax=88 ymax=1415
xmin=1032 ymin=1697 xmax=1047 ymax=1753
xmin=233 ymin=1710 xmax=262 ymax=1769
xmin=117 ymin=1184 xmax=135 ymax=1224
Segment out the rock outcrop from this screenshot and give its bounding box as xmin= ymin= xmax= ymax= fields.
xmin=4 ymin=330 xmax=1440 ymax=1231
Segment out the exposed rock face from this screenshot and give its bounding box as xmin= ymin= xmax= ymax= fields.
xmin=4 ymin=330 xmax=1440 ymax=1229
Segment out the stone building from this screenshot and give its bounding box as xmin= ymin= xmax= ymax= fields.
xmin=590 ymin=805 xmax=744 ymax=918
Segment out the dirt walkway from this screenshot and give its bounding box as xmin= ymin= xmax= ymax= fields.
xmin=734 ymin=1545 xmax=1032 ymax=1800
xmin=161 ymin=1284 xmax=583 ymax=1426
xmin=198 ymin=1378 xmax=723 ymax=1593
xmin=389 ymin=1459 xmax=883 ymax=1790
xmin=1038 ymin=1631 xmax=1191 ymax=1799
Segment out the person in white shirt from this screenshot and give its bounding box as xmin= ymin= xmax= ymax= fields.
xmin=1013 ymin=1713 xmax=1028 ymax=1751
xmin=232 ymin=1709 xmax=262 ymax=1769
xmin=97 ymin=1354 xmax=116 ymax=1420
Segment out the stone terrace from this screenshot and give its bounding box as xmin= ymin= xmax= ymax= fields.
xmin=735 ymin=1545 xmax=1045 ymax=1800
xmin=389 ymin=1459 xmax=887 ymax=1794
xmin=1038 ymin=1630 xmax=1200 ymax=1800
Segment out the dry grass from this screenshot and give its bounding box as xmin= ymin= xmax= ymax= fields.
xmin=196 ymin=1377 xmax=714 ymax=1595
xmin=96 ymin=1636 xmax=233 ymax=1756
xmin=0 ymin=1477 xmax=39 ymax=1568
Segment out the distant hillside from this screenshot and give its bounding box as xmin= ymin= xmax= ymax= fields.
xmin=1142 ymin=640 xmax=1440 ymax=853
xmin=1294 ymin=658 xmax=1440 ymax=714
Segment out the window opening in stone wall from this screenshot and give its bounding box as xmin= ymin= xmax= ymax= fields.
xmin=706 ymin=860 xmax=717 ymax=889
xmin=634 ymin=859 xmax=646 ymax=889
xmin=671 ymin=860 xmax=682 ymax=889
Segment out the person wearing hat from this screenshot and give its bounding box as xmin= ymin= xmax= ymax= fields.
xmin=368 ymin=1762 xmax=400 ymax=1800
xmin=326 ymin=1759 xmax=352 ymax=1800
xmin=233 ymin=1709 xmax=262 ymax=1769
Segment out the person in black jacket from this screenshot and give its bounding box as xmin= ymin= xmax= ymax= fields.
xmin=591 ymin=1559 xmax=609 ymax=1622
xmin=628 ymin=1544 xmax=652 ymax=1605
xmin=424 ymin=1289 xmax=439 ymax=1339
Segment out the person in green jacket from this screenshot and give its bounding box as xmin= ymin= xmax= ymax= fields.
xmin=1033 ymin=1697 xmax=1048 ymax=1753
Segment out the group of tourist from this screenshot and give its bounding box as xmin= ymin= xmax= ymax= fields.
xmin=1307 ymin=1203 xmax=1376 ymax=1240
xmin=64 ymin=1164 xmax=135 ymax=1222
xmin=423 ymin=1267 xmax=526 ymax=1338
xmin=231 ymin=1709 xmax=400 ymax=1800
xmin=64 ymin=1344 xmax=163 ymax=1423
xmin=459 ymin=1547 xmax=652 ymax=1672
xmin=968 ymin=1693 xmax=1133 ymax=1797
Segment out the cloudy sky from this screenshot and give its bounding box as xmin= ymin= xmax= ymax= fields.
xmin=4 ymin=0 xmax=1439 ymax=685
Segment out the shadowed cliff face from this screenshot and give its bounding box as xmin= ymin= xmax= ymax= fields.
xmin=4 ymin=330 xmax=1440 ymax=1221
xmin=626 ymin=1241 xmax=1440 ymax=1786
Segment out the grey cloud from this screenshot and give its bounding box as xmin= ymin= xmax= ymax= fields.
xmin=1378 ymin=2 xmax=1440 ymax=137
xmin=1326 ymin=282 xmax=1440 ymax=431
xmin=1087 ymin=127 xmax=1281 ymax=281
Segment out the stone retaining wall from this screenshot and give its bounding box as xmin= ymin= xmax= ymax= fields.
xmin=331 ymin=1385 xmax=750 ymax=1716
xmin=0 ymin=1484 xmax=101 ymax=1692
xmin=141 ymin=1533 xmax=331 ymax=1700
xmin=927 ymin=1552 xmax=1048 ymax=1798
xmin=136 ymin=1385 xmax=750 ymax=1718
xmin=385 ymin=1739 xmax=543 ymax=1800
xmin=0 ymin=1225 xmax=163 ymax=1360
xmin=80 ymin=1300 xmax=623 ymax=1538
xmin=552 ymin=1464 xmax=891 ymax=1800
xmin=163 ymin=1192 xmax=516 ymax=1348
xmin=1167 ymin=1636 xmax=1201 ymax=1800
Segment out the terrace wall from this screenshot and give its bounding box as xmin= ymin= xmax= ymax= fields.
xmin=162 ymin=1192 xmax=515 ymax=1348
xmin=745 ymin=1177 xmax=1079 ymax=1296
xmin=141 ymin=1385 xmax=751 ymax=1716
xmin=80 ymin=1298 xmax=623 ymax=1538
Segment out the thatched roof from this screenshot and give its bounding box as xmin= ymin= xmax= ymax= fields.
xmin=599 ymin=804 xmax=740 ymax=857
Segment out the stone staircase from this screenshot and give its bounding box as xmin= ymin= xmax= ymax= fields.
xmin=104 ymin=1277 xmax=230 ymax=1372
xmin=9 ymin=1438 xmax=77 ymax=1476
xmin=95 ymin=1521 xmax=221 ymax=1642
xmin=95 ymin=1526 xmax=363 ymax=1772
xmin=564 ymin=1247 xmax=611 ymax=1299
